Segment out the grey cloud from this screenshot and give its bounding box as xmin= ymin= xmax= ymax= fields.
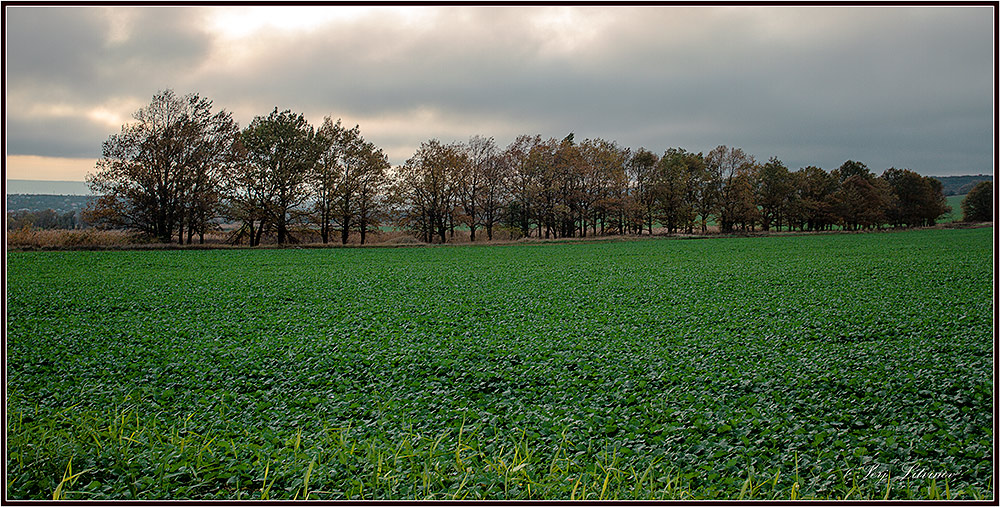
xmin=6 ymin=115 xmax=111 ymax=159
xmin=6 ymin=7 xmax=213 ymax=107
xmin=4 ymin=6 xmax=993 ymax=176
xmin=5 ymin=7 xmax=108 ymax=96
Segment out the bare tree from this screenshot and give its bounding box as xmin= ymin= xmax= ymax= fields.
xmin=394 ymin=140 xmax=462 ymax=243
xmin=354 ymin=141 xmax=390 ymax=245
xmin=478 ymin=137 xmax=509 ymax=241
xmin=87 ymin=89 xmax=238 ymax=243
xmin=455 ymin=136 xmax=494 ymax=242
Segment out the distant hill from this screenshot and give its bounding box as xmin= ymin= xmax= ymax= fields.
xmin=7 ymin=194 xmax=95 ymax=213
xmin=6 ymin=179 xmax=92 ymax=195
xmin=930 ymin=174 xmax=993 ymax=196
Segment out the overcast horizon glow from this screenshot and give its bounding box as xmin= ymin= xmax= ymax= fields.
xmin=4 ymin=5 xmax=995 ymax=182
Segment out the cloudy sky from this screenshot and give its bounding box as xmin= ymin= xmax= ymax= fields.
xmin=4 ymin=4 xmax=995 ymax=183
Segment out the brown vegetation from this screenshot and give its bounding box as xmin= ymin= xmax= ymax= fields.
xmin=7 ymin=227 xmax=140 ymax=250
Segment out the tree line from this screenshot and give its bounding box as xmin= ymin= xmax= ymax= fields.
xmin=86 ymin=90 xmax=962 ymax=245
xmin=7 ymin=209 xmax=83 ymax=231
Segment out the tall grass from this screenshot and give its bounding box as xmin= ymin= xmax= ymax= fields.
xmin=6 ymin=228 xmax=139 ymax=249
xmin=6 ymin=398 xmax=990 ymax=500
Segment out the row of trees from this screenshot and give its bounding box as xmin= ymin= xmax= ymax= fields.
xmin=393 ymin=136 xmax=952 ymax=243
xmin=88 ymin=91 xmax=390 ymax=245
xmin=6 ymin=209 xmax=83 ymax=230
xmin=88 ymin=90 xmax=959 ymax=245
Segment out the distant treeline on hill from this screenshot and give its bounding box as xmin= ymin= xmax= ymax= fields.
xmin=932 ymin=175 xmax=993 ymax=196
xmin=6 ymin=195 xmax=96 ymax=230
xmin=7 ymin=194 xmax=95 ymax=214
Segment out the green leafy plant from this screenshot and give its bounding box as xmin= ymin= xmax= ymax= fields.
xmin=6 ymin=228 xmax=993 ymax=499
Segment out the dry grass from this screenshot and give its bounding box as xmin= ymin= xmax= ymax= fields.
xmin=12 ymin=222 xmax=975 ymax=251
xmin=7 ymin=228 xmax=139 ymax=250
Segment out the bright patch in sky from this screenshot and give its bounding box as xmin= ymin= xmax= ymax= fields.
xmin=205 ymin=6 xmax=415 ymax=40
xmin=19 ymin=102 xmax=129 ymax=130
xmin=6 ymin=156 xmax=98 ymax=181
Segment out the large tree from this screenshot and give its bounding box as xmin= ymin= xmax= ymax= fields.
xmin=454 ymin=136 xmax=489 ymax=242
xmin=310 ymin=118 xmax=389 ymax=245
xmin=835 ymin=174 xmax=894 ymax=230
xmin=238 ymin=108 xmax=319 ymax=245
xmin=394 ymin=140 xmax=462 ymax=243
xmin=757 ymin=157 xmax=793 ymax=231
xmin=791 ymin=166 xmax=839 ymax=231
xmin=311 ymin=117 xmax=355 ymax=244
xmin=478 ymin=137 xmax=510 ymax=241
xmin=503 ymin=135 xmax=544 ymax=238
xmin=627 ymin=148 xmax=659 ymax=235
xmin=654 ymin=148 xmax=700 ymax=234
xmin=581 ymin=138 xmax=628 ymax=237
xmin=87 ymin=89 xmax=238 ymax=243
xmin=708 ymin=145 xmax=756 ymax=233
xmin=353 ymin=140 xmax=391 ymax=245
xmin=881 ymin=168 xmax=950 ymax=227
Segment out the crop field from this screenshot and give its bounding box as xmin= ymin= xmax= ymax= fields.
xmin=5 ymin=227 xmax=994 ymax=500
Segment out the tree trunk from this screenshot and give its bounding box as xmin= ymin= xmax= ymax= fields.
xmin=254 ymin=222 xmax=265 ymax=246
xmin=321 ymin=208 xmax=329 ymax=244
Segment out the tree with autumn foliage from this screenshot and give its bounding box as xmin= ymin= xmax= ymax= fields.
xmin=832 ymin=161 xmax=894 ymax=230
xmin=708 ymin=145 xmax=757 ymax=233
xmin=880 ymin=168 xmax=949 ymax=228
xmin=392 ymin=139 xmax=464 ymax=243
xmin=757 ymin=157 xmax=793 ymax=231
xmin=961 ymin=181 xmax=993 ymax=222
xmin=87 ymin=89 xmax=239 ymax=244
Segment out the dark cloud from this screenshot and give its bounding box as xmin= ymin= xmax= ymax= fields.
xmin=7 ymin=7 xmax=212 ymax=101
xmin=6 ymin=115 xmax=110 ymax=158
xmin=4 ymin=5 xmax=993 ymax=176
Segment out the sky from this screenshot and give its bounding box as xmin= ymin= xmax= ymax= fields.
xmin=4 ymin=4 xmax=995 ymax=185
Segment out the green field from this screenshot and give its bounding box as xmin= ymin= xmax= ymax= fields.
xmin=941 ymin=194 xmax=967 ymax=223
xmin=5 ymin=228 xmax=994 ymax=500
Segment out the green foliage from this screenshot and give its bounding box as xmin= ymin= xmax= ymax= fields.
xmin=6 ymin=228 xmax=994 ymax=499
